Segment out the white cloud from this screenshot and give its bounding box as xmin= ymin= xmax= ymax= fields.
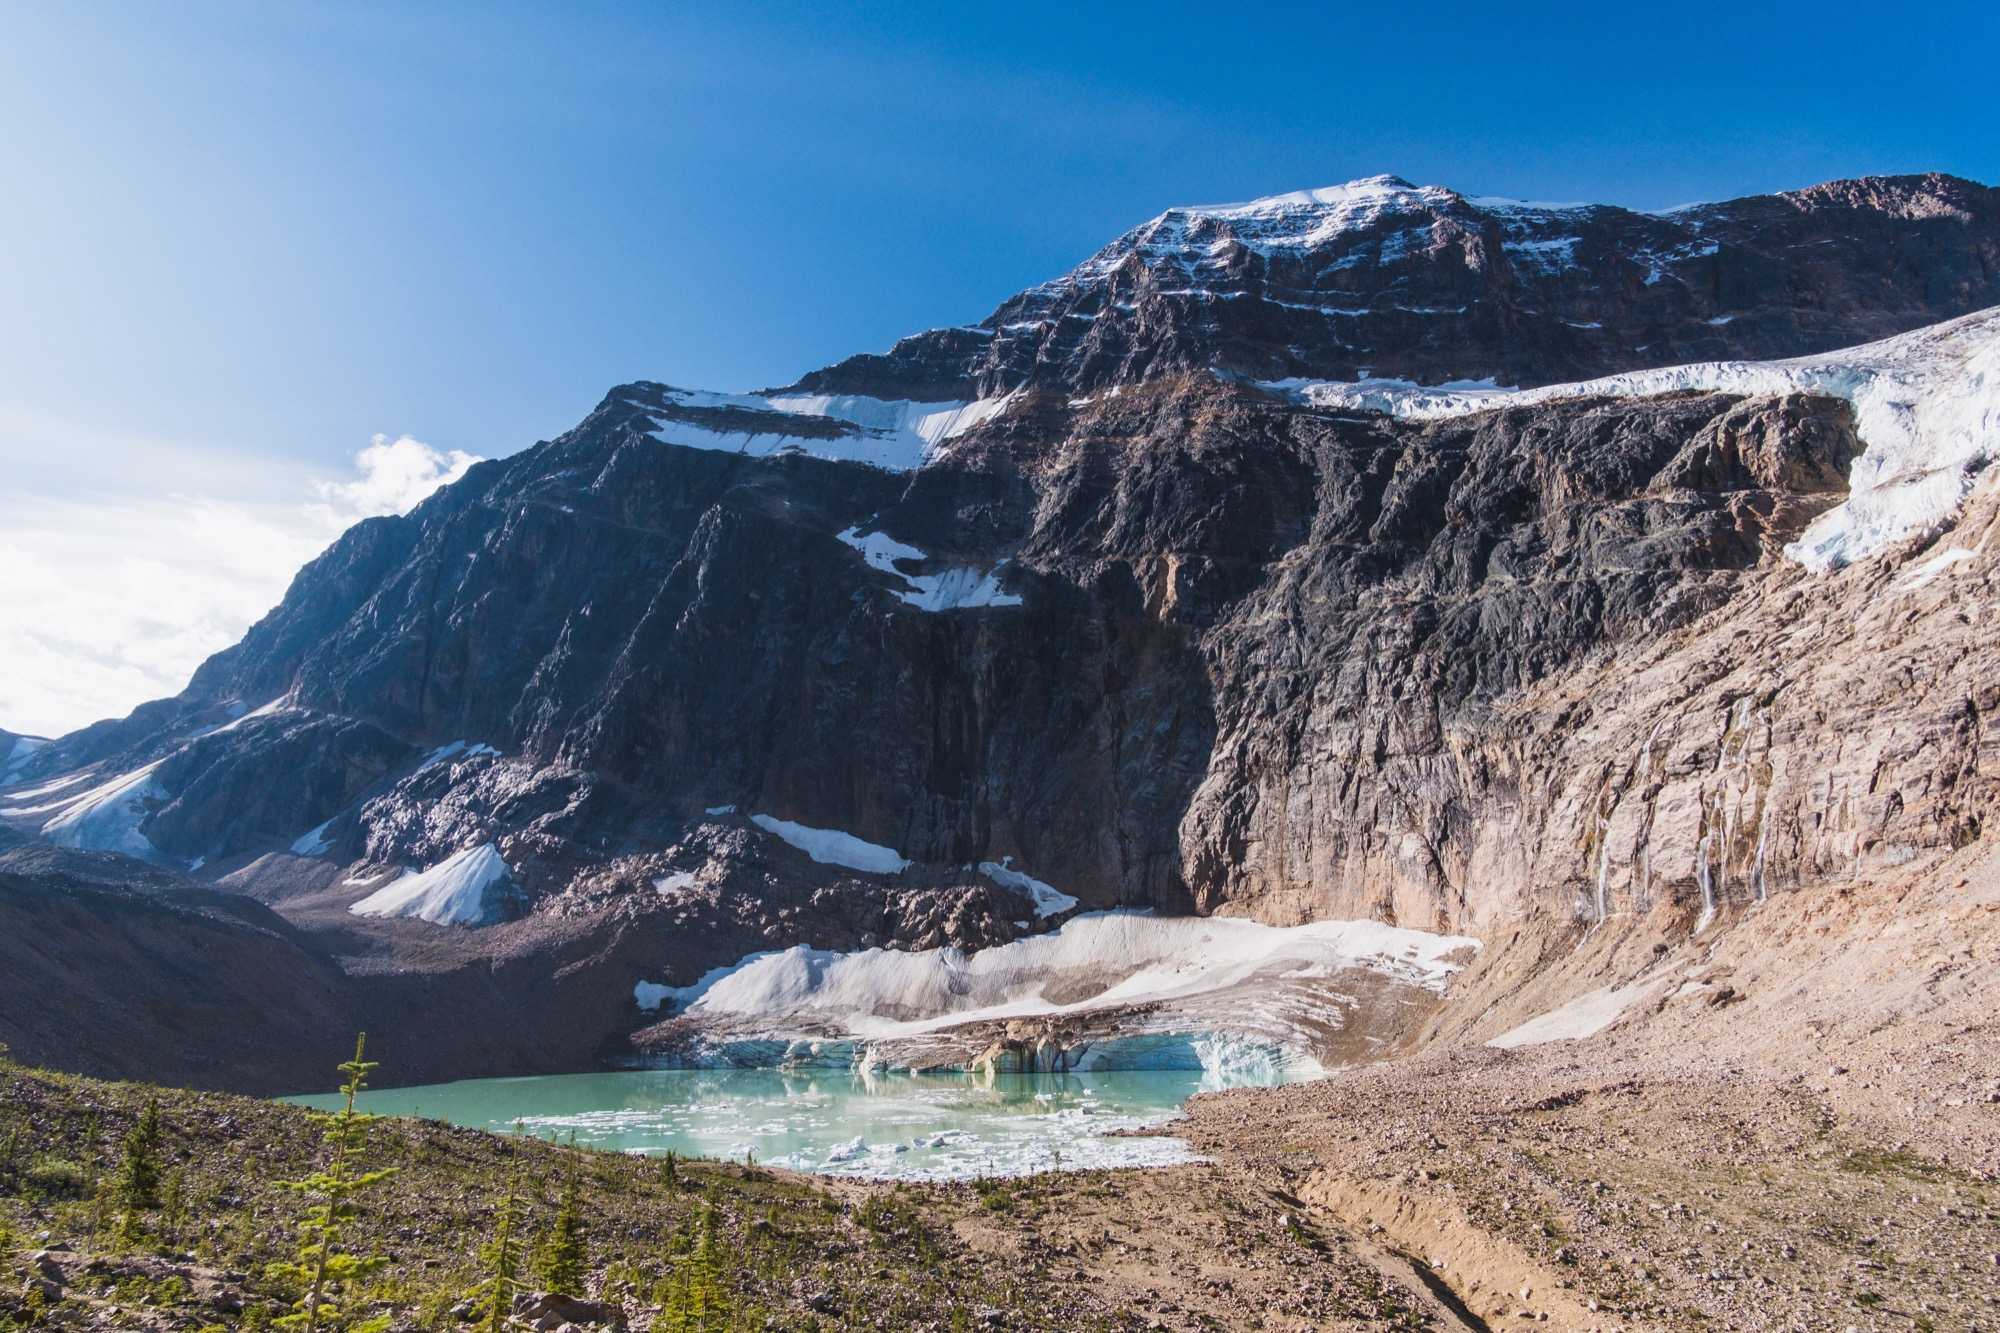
xmin=0 ymin=433 xmax=483 ymax=739
xmin=310 ymin=434 xmax=481 ymax=525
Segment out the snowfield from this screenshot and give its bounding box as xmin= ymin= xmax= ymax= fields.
xmin=629 ymin=385 xmax=1019 ymax=472
xmin=976 ymin=858 xmax=1079 ymax=918
xmin=1 ymin=735 xmax=49 ymax=780
xmin=349 ymin=843 xmax=516 ymax=926
xmin=748 ymin=815 xmax=910 ymax=874
xmin=1488 ymin=975 xmax=1677 ymax=1049
xmin=1260 ymin=305 xmax=2000 ymax=572
xmin=8 ymin=760 xmax=167 ymax=859
xmin=834 ymin=527 xmax=1022 ymax=612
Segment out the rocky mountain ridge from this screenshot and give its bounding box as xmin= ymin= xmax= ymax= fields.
xmin=792 ymin=170 xmax=2000 ymax=397
xmin=4 ymin=170 xmax=1999 ymax=1086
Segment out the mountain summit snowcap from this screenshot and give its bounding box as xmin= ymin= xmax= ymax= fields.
xmin=1060 ymin=173 xmax=1472 ymax=275
xmin=782 ymin=170 xmax=1999 ymax=403
xmin=1180 ymin=173 xmax=1457 ymax=220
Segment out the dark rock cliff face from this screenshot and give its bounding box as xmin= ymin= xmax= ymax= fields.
xmin=13 ymin=376 xmax=1861 ymax=928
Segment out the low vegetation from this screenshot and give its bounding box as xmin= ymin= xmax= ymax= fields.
xmin=0 ymin=1041 xmax=1146 ymax=1332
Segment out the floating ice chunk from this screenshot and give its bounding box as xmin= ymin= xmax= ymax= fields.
xmin=349 ymin=843 xmax=515 ymax=926
xmin=825 ymin=1136 xmax=869 ymax=1163
xmin=704 ymin=804 xmax=736 ymax=816
xmin=749 ymin=814 xmax=910 ymax=874
xmin=978 ymin=858 xmax=1079 ymax=918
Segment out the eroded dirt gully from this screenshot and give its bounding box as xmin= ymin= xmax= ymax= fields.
xmin=942 ymin=840 xmax=1998 ymax=1331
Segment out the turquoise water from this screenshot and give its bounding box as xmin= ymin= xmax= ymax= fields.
xmin=288 ymin=1065 xmax=1290 ymax=1180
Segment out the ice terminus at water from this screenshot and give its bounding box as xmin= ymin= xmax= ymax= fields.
xmin=633 ymin=909 xmax=1479 ymax=1073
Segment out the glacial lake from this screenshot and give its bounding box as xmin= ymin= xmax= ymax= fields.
xmin=289 ymin=1065 xmax=1297 ymax=1180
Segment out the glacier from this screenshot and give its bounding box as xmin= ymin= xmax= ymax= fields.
xmin=1258 ymin=305 xmax=2000 ymax=572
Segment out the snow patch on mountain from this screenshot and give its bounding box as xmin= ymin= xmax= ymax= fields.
xmin=1 ymin=735 xmax=49 ymax=780
xmin=13 ymin=761 xmax=166 ymax=858
xmin=833 ymin=527 xmax=1022 ymax=612
xmin=631 ymin=385 xmax=1017 ymax=472
xmin=1163 ymin=176 xmax=1461 ymax=259
xmin=198 ymin=697 xmax=290 ymax=737
xmin=749 ymin=815 xmax=910 ymax=875
xmin=1488 ymin=975 xmax=1676 ymax=1048
xmin=1503 ymin=235 xmax=1584 ymax=273
xmin=2 ymin=770 xmax=91 ymax=802
xmin=977 ymin=858 xmax=1078 ymax=918
xmin=414 ymin=740 xmax=499 ymax=772
xmin=290 ymin=819 xmax=335 ymax=857
xmin=348 ymin=842 xmax=515 ymax=926
xmin=1261 ymin=305 xmax=2000 ymax=571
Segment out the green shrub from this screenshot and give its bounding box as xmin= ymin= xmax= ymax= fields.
xmin=25 ymin=1155 xmax=89 ymax=1200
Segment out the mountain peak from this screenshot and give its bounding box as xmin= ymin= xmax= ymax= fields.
xmin=1178 ymin=173 xmax=1428 ymax=217
xmin=785 ymin=170 xmax=2000 ymax=405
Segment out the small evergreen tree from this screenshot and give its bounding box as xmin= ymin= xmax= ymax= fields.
xmin=474 ymin=1177 xmax=526 ymax=1333
xmin=116 ymin=1099 xmax=165 ymax=1214
xmin=160 ymin=1167 xmax=187 ymax=1248
xmin=268 ymin=1033 xmax=399 ymax=1333
xmin=533 ymin=1174 xmax=587 ymax=1297
xmin=0 ymin=1116 xmax=22 ymax=1188
xmin=89 ymin=1175 xmax=117 ymax=1239
xmin=659 ymin=1150 xmax=678 ymax=1190
xmin=652 ymin=1205 xmax=728 ymax=1333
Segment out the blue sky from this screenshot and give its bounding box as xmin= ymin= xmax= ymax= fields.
xmin=2 ymin=0 xmax=1995 ymax=734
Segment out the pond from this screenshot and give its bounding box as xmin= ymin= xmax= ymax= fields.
xmin=288 ymin=1064 xmax=1302 ymax=1180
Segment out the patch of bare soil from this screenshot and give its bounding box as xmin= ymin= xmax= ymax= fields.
xmin=947 ymin=844 xmax=2000 ymax=1331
